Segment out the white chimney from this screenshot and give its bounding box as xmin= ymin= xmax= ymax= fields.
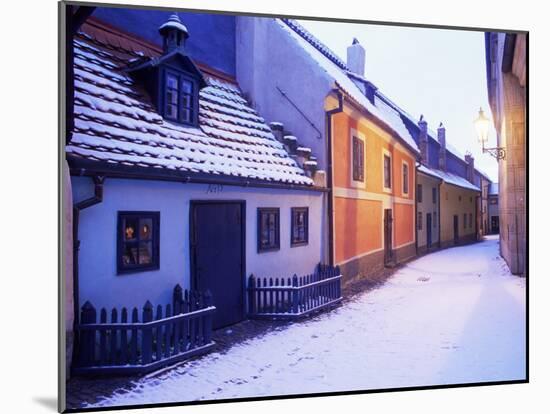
xmin=347 ymin=38 xmax=365 ymax=77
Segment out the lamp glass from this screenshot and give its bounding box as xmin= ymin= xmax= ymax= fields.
xmin=474 ymin=108 xmax=490 ymax=145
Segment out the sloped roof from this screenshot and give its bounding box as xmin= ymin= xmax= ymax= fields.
xmin=66 ymin=26 xmax=314 ymax=187
xmin=279 ymin=19 xmax=418 ymax=155
xmin=489 ymin=182 xmax=499 ymax=195
xmin=418 ymin=165 xmax=480 ymax=192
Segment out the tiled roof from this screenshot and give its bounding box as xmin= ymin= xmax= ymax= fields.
xmin=66 ymin=28 xmax=314 ymax=187
xmin=418 ymin=165 xmax=480 ymax=192
xmin=280 ymin=19 xmax=418 ymax=154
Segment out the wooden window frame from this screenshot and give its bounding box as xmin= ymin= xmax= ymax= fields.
xmin=417 ymin=212 xmax=423 ymax=230
xmin=383 ymin=150 xmax=392 ymax=192
xmin=402 ymin=161 xmax=409 ymax=196
xmin=161 ymin=67 xmax=199 ymax=127
xmin=290 ymin=207 xmax=309 ymax=247
xmin=417 ymin=184 xmax=423 ymax=203
xmin=117 ymin=211 xmax=160 ymax=275
xmin=350 ymin=130 xmax=366 ymax=187
xmin=257 ymin=208 xmax=280 ymax=253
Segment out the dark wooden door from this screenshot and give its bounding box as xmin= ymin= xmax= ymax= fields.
xmin=191 ymin=201 xmax=245 ymax=329
xmin=426 ymin=213 xmax=432 ymax=248
xmin=453 ymin=215 xmax=459 ymax=244
xmin=384 ymin=209 xmax=393 ymax=264
xmin=491 ymin=216 xmax=500 ymax=234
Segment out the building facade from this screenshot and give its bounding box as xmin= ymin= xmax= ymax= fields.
xmin=66 ymin=10 xmax=327 ymax=331
xmin=486 ymin=32 xmax=527 ymax=276
xmin=237 ymin=18 xmax=419 ymax=286
xmin=488 ymin=182 xmax=500 ymax=234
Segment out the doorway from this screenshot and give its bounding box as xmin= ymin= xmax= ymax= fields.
xmin=190 ymin=201 xmax=245 ymax=329
xmin=384 ymin=209 xmax=394 ymax=265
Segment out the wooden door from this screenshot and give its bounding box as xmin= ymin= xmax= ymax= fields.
xmin=426 ymin=213 xmax=432 ymax=248
xmin=190 ymin=201 xmax=245 ymax=329
xmin=453 ymin=215 xmax=459 ymax=244
xmin=384 ymin=209 xmax=393 ymax=265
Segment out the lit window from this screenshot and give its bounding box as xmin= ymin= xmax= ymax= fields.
xmin=117 ymin=212 xmax=160 ymax=274
xmin=291 ymin=207 xmax=308 ymax=246
xmin=258 ymin=208 xmax=280 ymax=252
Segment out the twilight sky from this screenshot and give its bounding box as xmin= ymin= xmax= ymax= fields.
xmin=299 ymin=19 xmax=498 ymax=182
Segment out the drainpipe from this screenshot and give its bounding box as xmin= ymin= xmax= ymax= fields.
xmin=72 ymin=175 xmax=104 ymax=352
xmin=415 ymin=161 xmax=420 ymax=254
xmin=325 ymin=89 xmax=344 ymax=266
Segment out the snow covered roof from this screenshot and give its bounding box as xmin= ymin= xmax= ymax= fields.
xmin=418 ymin=165 xmax=480 ymax=192
xmin=280 ymin=19 xmax=418 ymax=155
xmin=489 ymin=182 xmax=499 ymax=195
xmin=66 ymin=28 xmax=314 ymax=187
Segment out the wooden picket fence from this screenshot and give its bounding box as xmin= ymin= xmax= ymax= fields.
xmin=247 ymin=264 xmax=342 ymax=319
xmin=72 ymin=285 xmax=216 ymax=376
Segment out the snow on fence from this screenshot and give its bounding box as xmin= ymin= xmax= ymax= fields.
xmin=73 ymin=285 xmax=216 ymax=376
xmin=247 ymin=264 xmax=342 ymax=319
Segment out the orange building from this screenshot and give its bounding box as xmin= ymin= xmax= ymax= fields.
xmin=327 ymin=89 xmax=419 ymax=284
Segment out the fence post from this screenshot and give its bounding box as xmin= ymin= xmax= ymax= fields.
xmin=173 ymin=284 xmax=183 ymax=314
xmin=292 ymin=274 xmax=299 ymax=314
xmin=203 ymin=290 xmax=213 ymax=345
xmin=248 ymin=274 xmax=255 ymax=316
xmin=79 ymin=301 xmax=96 ymax=367
xmin=335 ymin=265 xmax=342 ymax=298
xmin=142 ymin=301 xmax=153 ymax=365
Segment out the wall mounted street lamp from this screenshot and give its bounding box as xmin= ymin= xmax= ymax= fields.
xmin=474 ymin=107 xmax=506 ymax=160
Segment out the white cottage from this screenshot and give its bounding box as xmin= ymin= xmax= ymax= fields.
xmin=67 ymin=14 xmax=327 ymax=329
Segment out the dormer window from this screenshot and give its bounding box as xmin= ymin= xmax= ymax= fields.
xmin=126 ymin=14 xmax=206 ymax=128
xmin=163 ymin=69 xmax=197 ymax=125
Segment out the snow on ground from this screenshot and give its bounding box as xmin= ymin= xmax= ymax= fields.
xmin=88 ymin=236 xmax=526 ymax=408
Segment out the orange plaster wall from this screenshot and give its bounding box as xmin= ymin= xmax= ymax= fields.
xmin=334 ymin=197 xmax=382 ymax=264
xmin=393 ymin=202 xmax=414 ymax=246
xmin=332 ymin=112 xmax=414 ymax=198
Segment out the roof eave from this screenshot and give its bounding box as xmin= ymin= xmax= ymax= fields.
xmin=67 ymin=155 xmax=327 ymax=193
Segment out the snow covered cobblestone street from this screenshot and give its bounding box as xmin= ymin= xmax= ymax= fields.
xmin=86 ymin=236 xmax=526 ymax=408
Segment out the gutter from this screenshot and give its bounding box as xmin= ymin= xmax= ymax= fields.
xmin=68 ymin=156 xmax=329 ymax=193
xmin=325 ymin=89 xmax=344 ymax=266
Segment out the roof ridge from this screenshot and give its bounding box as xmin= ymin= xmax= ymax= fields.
xmin=281 ymin=19 xmax=349 ymax=71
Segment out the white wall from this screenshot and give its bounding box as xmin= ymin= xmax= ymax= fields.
xmin=72 ymin=176 xmax=324 ymax=312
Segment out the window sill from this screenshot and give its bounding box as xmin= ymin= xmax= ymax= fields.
xmin=257 ymin=247 xmax=280 ymax=254
xmin=117 ymin=265 xmax=160 ymax=275
xmin=291 ymin=241 xmax=309 ymax=248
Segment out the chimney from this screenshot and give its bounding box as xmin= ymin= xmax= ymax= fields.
xmin=465 ymin=152 xmax=475 ymax=183
xmin=437 ymin=122 xmax=446 ymax=171
xmin=347 ymin=38 xmax=365 ymax=77
xmin=418 ymin=115 xmax=429 ymax=163
xmin=159 ymin=14 xmax=189 ymax=54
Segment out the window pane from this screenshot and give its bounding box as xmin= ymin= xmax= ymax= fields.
xmin=123 ymin=218 xmax=138 ymax=241
xmin=384 ymin=155 xmax=391 ymax=188
xmin=181 ymin=80 xmax=192 ymax=94
xmin=139 ymin=218 xmax=153 ymax=240
xmin=181 ymin=108 xmax=191 ymax=123
xmin=122 ymin=242 xmax=139 ymax=266
xmin=167 ymin=74 xmax=178 ymax=89
xmin=138 ymin=241 xmax=153 ymax=265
